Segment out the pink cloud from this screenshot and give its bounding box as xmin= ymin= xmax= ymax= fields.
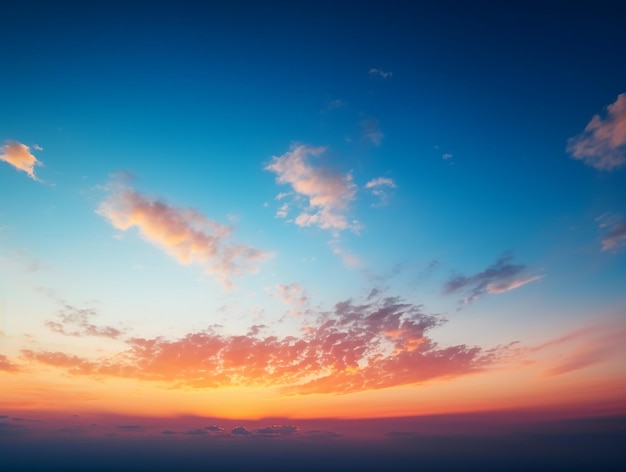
xmin=22 ymin=295 xmax=500 ymax=394
xmin=566 ymin=93 xmax=626 ymax=170
xmin=597 ymin=214 xmax=626 ymax=251
xmin=486 ymin=275 xmax=544 ymax=294
xmin=97 ymin=186 xmax=270 ymax=287
xmin=265 ymin=145 xmax=358 ymax=233
xmin=0 ymin=141 xmax=42 ymax=181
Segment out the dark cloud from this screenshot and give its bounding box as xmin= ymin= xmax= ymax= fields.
xmin=116 ymin=424 xmax=144 ymax=431
xmin=256 ymin=425 xmax=299 ymax=435
xmin=443 ymin=254 xmax=540 ymax=304
xmin=231 ymin=426 xmax=252 ymax=436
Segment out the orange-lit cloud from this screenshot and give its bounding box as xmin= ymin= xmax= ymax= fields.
xmin=0 ymin=141 xmax=42 ymax=181
xmin=21 ymin=295 xmax=501 ymax=394
xmin=0 ymin=354 xmax=20 ymax=372
xmin=567 ymin=93 xmax=626 ymax=170
xmin=265 ymin=144 xmax=358 ymax=233
xmin=97 ymin=186 xmax=270 ymax=287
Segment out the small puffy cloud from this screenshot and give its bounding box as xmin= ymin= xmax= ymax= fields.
xmin=97 ymin=185 xmax=270 ymax=287
xmin=365 ymin=177 xmax=397 ymax=206
xmin=326 ymin=99 xmax=345 ymax=110
xmin=0 ymin=141 xmax=43 ymax=181
xmin=566 ymin=93 xmax=626 ymax=170
xmin=33 ymin=144 xmax=44 ymax=151
xmin=362 ymin=119 xmax=383 ymax=147
xmin=444 ymin=254 xmax=542 ymax=304
xmin=597 ymin=214 xmax=626 ymax=251
xmin=265 ymin=144 xmax=359 ymax=233
xmin=0 ymin=354 xmax=20 ymax=372
xmin=442 ymin=153 xmax=453 ymax=160
xmin=369 ymin=68 xmax=392 ymax=79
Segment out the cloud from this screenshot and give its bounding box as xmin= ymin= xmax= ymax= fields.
xmin=32 ymin=144 xmax=43 ymax=151
xmin=328 ymin=239 xmax=362 ymax=268
xmin=231 ymin=426 xmax=252 ymax=436
xmin=274 ymin=283 xmax=309 ymax=313
xmin=597 ymin=214 xmax=626 ymax=251
xmin=256 ymin=425 xmax=299 ymax=435
xmin=97 ymin=185 xmax=270 ymax=287
xmin=0 ymin=354 xmax=20 ymax=372
xmin=365 ymin=177 xmax=397 ymax=206
xmin=325 ymin=99 xmax=345 ymax=110
xmin=0 ymin=141 xmax=43 ymax=181
xmin=45 ymin=303 xmax=124 ymax=339
xmin=444 ymin=254 xmax=542 ymax=304
xmin=566 ymin=93 xmax=626 ymax=170
xmin=21 ymin=293 xmax=503 ymax=395
xmin=442 ymin=153 xmax=453 ymax=160
xmin=369 ymin=68 xmax=392 ymax=79
xmin=362 ymin=119 xmax=383 ymax=146
xmin=265 ymin=144 xmax=359 ymax=233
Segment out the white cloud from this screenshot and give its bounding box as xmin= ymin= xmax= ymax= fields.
xmin=365 ymin=177 xmax=397 ymax=206
xmin=362 ymin=119 xmax=383 ymax=146
xmin=369 ymin=68 xmax=393 ymax=79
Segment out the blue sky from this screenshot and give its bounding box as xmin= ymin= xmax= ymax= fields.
xmin=1 ymin=0 xmax=625 ymax=429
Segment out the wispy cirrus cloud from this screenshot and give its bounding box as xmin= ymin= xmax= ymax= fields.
xmin=365 ymin=177 xmax=397 ymax=206
xmin=369 ymin=68 xmax=392 ymax=79
xmin=444 ymin=254 xmax=543 ymax=304
xmin=0 ymin=141 xmax=43 ymax=181
xmin=97 ymin=185 xmax=270 ymax=288
xmin=597 ymin=213 xmax=626 ymax=251
xmin=566 ymin=93 xmax=626 ymax=171
xmin=21 ymin=294 xmax=503 ymax=395
xmin=361 ymin=119 xmax=383 ymax=146
xmin=265 ymin=144 xmax=359 ymax=234
xmin=45 ymin=303 xmax=124 ymax=339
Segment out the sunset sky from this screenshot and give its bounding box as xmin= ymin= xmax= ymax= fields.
xmin=1 ymin=1 xmax=625 ymax=469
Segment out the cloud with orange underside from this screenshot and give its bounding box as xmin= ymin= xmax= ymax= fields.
xmin=97 ymin=185 xmax=270 ymax=287
xmin=20 ymin=295 xmax=503 ymax=394
xmin=0 ymin=141 xmax=43 ymax=181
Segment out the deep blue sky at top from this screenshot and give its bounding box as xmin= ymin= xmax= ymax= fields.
xmin=2 ymin=1 xmax=625 ymax=312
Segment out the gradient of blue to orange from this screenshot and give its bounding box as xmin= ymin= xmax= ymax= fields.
xmin=1 ymin=1 xmax=625 ymax=470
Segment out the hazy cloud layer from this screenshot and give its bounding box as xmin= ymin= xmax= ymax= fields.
xmin=21 ymin=294 xmax=501 ymax=394
xmin=444 ymin=255 xmax=542 ymax=304
xmin=0 ymin=141 xmax=42 ymax=181
xmin=265 ymin=145 xmax=359 ymax=233
xmin=0 ymin=354 xmax=20 ymax=372
xmin=45 ymin=303 xmax=124 ymax=339
xmin=362 ymin=119 xmax=383 ymax=146
xmin=567 ymin=93 xmax=626 ymax=170
xmin=98 ymin=186 xmax=270 ymax=287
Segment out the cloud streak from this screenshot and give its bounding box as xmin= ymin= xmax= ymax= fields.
xmin=0 ymin=141 xmax=43 ymax=181
xmin=45 ymin=303 xmax=124 ymax=339
xmin=0 ymin=354 xmax=20 ymax=372
xmin=21 ymin=294 xmax=501 ymax=395
xmin=597 ymin=214 xmax=626 ymax=251
xmin=365 ymin=177 xmax=397 ymax=206
xmin=97 ymin=185 xmax=270 ymax=287
xmin=566 ymin=93 xmax=626 ymax=171
xmin=444 ymin=254 xmax=542 ymax=304
xmin=265 ymin=145 xmax=358 ymax=233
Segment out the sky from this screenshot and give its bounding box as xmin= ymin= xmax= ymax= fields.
xmin=1 ymin=1 xmax=625 ymax=469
